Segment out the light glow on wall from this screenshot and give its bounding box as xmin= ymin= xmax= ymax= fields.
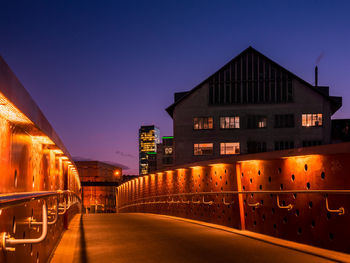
xmin=0 ymin=92 xmax=33 ymax=124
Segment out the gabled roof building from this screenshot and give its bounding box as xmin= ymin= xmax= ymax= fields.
xmin=166 ymin=47 xmax=342 ymax=165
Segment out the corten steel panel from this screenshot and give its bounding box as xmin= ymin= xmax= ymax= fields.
xmin=0 ymin=58 xmax=81 ymax=262
xmin=117 ymin=144 xmax=350 ymax=254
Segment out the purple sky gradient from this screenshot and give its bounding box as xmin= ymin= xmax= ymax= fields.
xmin=1 ymin=1 xmax=350 ymax=174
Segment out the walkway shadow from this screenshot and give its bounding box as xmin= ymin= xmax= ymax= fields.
xmin=78 ymin=214 xmax=88 ymax=263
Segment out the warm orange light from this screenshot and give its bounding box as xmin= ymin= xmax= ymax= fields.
xmin=190 ymin=166 xmax=203 ymax=169
xmin=208 ymin=163 xmax=228 ymax=166
xmin=52 ymin=149 xmax=64 ymax=155
xmin=237 ymin=160 xmax=261 ymax=164
xmin=115 ymin=170 xmax=120 ymax=176
xmin=0 ymin=92 xmax=33 ymax=124
xmin=31 ymin=135 xmax=55 ymax=145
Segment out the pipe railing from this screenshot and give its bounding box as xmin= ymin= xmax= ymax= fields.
xmin=118 ymin=190 xmax=349 ymax=215
xmin=0 ymin=190 xmax=81 ymax=252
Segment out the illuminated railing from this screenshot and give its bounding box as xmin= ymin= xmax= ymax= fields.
xmin=0 ymin=191 xmax=81 ymax=252
xmin=118 ymin=190 xmax=347 ymax=216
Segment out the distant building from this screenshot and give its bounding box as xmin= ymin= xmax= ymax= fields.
xmin=75 ymin=161 xmax=122 ymax=213
xmin=166 ymin=46 xmax=342 ymax=165
xmin=139 ymin=125 xmax=160 ymax=175
xmin=156 ymin=136 xmax=174 ymax=170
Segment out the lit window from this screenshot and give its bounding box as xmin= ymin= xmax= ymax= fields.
xmin=194 ymin=143 xmax=213 ymax=155
xmin=193 ymin=117 xmax=213 ymax=130
xmin=302 ymin=114 xmax=323 ymax=127
xmin=258 ymin=118 xmax=267 ymax=128
xmin=220 ymin=142 xmax=240 ymax=155
xmin=220 ymin=117 xmax=240 ymax=129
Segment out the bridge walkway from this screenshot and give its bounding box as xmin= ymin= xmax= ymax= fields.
xmin=50 ymin=213 xmax=337 ymax=263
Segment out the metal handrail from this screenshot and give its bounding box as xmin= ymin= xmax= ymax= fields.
xmin=276 ymin=195 xmax=294 ymax=211
xmin=0 ymin=190 xmax=81 ymax=252
xmin=119 ymin=189 xmax=350 ymax=207
xmin=325 ymin=196 xmax=345 ymax=215
xmin=1 ymin=201 xmax=47 ymax=252
xmin=118 ymin=190 xmax=350 ymax=214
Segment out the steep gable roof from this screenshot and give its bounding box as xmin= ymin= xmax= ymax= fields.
xmin=166 ymin=46 xmax=342 ymax=118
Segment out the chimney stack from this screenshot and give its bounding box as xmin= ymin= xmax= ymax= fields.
xmin=315 ymin=66 xmax=318 ymax=87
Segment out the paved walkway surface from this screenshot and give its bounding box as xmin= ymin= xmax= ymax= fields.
xmin=50 ymin=213 xmax=337 ymax=263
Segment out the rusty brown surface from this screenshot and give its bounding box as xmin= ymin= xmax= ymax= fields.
xmin=117 ymin=144 xmax=350 ymax=254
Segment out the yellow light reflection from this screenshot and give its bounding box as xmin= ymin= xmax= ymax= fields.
xmin=31 ymin=136 xmax=55 ymax=145
xmin=0 ymin=92 xmax=33 ymax=124
xmin=52 ymin=149 xmax=64 ymax=155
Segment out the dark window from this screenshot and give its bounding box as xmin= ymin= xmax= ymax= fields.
xmin=214 ymin=83 xmax=219 ymax=104
xmin=253 ymin=81 xmax=258 ymax=103
xmin=274 ymin=141 xmax=294 ymax=151
xmin=231 ymin=82 xmax=236 ymax=103
xmin=276 ymin=71 xmax=281 ymax=103
xmin=237 ymin=59 xmax=241 ymax=81
xmin=231 ymin=62 xmax=236 ymax=82
xmin=220 ymin=83 xmax=224 ymax=103
xmin=248 ymin=53 xmax=252 ymax=80
xmin=225 ymin=83 xmax=230 ymax=104
xmin=282 ymin=73 xmax=287 ymax=102
xmin=243 ymin=82 xmax=247 ymax=103
xmin=242 ymin=55 xmax=247 ymax=80
xmin=209 ymin=84 xmax=214 ymax=104
xmin=274 ymin=114 xmax=294 ymax=128
xmin=253 ymin=54 xmax=258 ymax=80
xmin=248 ymin=82 xmax=253 ymax=103
xmin=302 ymin=140 xmax=322 ymax=147
xmin=287 ymin=77 xmax=293 ymax=102
xmin=237 ymin=81 xmax=241 ymax=103
xmin=247 ymin=115 xmax=267 ymax=129
xmin=225 ymin=68 xmax=230 ymax=82
xmin=259 ymin=81 xmax=264 ymax=102
xmin=247 ymin=141 xmax=267 ymax=153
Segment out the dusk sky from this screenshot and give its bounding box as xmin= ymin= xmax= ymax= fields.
xmin=1 ymin=1 xmax=349 ymax=174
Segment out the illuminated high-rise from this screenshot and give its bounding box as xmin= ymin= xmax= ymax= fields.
xmin=139 ymin=125 xmax=160 ymax=175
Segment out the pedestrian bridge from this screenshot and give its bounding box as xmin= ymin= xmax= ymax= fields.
xmin=0 ymin=56 xmax=350 ymax=263
xmin=50 ymin=213 xmax=344 ymax=263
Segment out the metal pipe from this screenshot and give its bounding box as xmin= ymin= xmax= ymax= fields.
xmin=202 ymin=196 xmax=213 ymax=205
xmin=325 ymin=196 xmax=345 ymax=215
xmin=1 ymin=201 xmax=47 ymax=251
xmin=31 ymin=197 xmax=59 ymax=226
xmin=276 ymin=195 xmax=293 ymax=211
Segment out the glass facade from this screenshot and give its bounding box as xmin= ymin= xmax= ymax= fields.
xmin=139 ymin=125 xmax=160 ymax=175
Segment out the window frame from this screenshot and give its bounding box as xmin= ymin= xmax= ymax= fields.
xmin=193 ymin=117 xmax=214 ymax=130
xmin=193 ymin=143 xmax=214 ymax=156
xmin=302 ymin=113 xmax=323 ymax=127
xmin=220 ymin=116 xmax=240 ymax=129
xmin=220 ymin=142 xmax=240 ymax=155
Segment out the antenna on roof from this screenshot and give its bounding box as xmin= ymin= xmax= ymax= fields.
xmin=315 ymin=66 xmax=318 ymax=87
